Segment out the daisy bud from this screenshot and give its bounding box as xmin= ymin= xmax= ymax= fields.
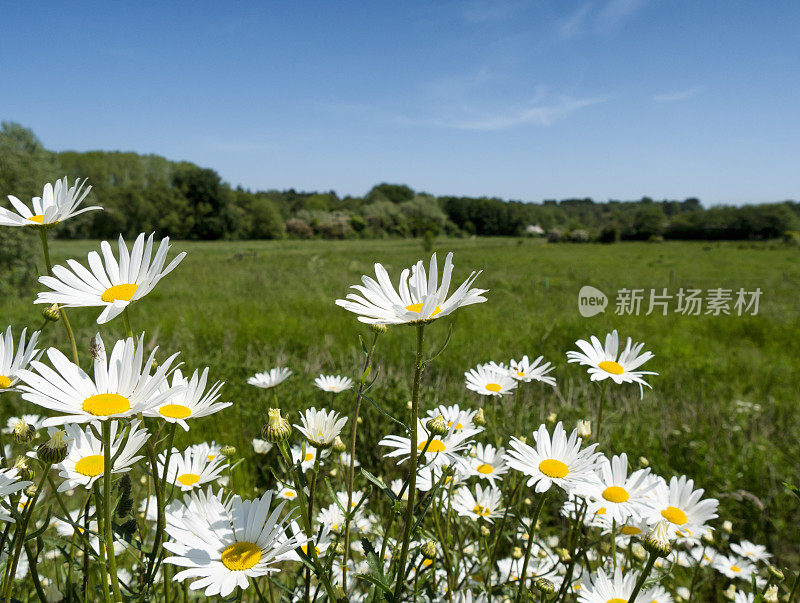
xmin=546 ymin=412 xmax=557 ymax=425
xmin=333 ymin=540 xmax=346 ymax=556
xmin=13 ymin=457 xmax=34 ymax=482
xmin=24 ymin=484 xmax=37 ymax=497
xmin=523 ymin=497 xmax=531 ymax=506
xmin=701 ymin=529 xmax=714 ymax=545
xmin=220 ymin=445 xmax=236 ymax=457
xmin=723 ymin=584 xmax=737 ymax=600
xmin=329 ymin=468 xmax=338 ymax=478
xmin=426 ymin=415 xmax=448 ymax=437
xmin=262 ymin=408 xmax=292 ymax=443
xmin=644 ymin=520 xmax=672 ymax=558
xmin=332 ymin=436 xmax=346 ymax=453
xmin=638 ymin=456 xmax=650 ymax=468
xmin=356 ymin=416 xmax=363 ymax=425
xmin=631 ymin=543 xmax=646 ymax=561
xmin=406 ymin=401 xmax=412 ymax=410
xmin=722 ymin=520 xmax=733 ymax=534
xmin=768 ymin=565 xmax=784 ymax=582
xmin=36 ymin=429 xmax=68 ymax=464
xmin=368 ymin=324 xmax=388 ymax=335
xmin=473 ymin=408 xmax=486 ymax=427
xmin=42 ymin=304 xmax=61 ymax=322
xmin=422 ymin=541 xmax=437 ymax=559
xmin=556 ymin=547 xmax=571 ymax=562
xmin=534 ymin=577 xmax=555 ymax=594
xmin=480 ymin=525 xmax=491 ymax=538
xmin=12 ymin=420 xmax=35 ymax=445
xmin=576 ymin=419 xmax=591 ymax=439
xmin=764 ymin=585 xmax=779 ymax=603
xmin=512 ymin=546 xmax=523 ymax=559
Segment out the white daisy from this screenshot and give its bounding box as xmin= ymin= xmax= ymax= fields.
xmin=35 ymin=232 xmax=186 ymax=324
xmin=0 ymin=327 xmax=41 ymax=392
xmin=452 ymin=484 xmax=504 ymax=523
xmin=0 ymin=462 xmax=32 ymax=521
xmin=191 ymin=441 xmax=224 ymax=463
xmin=54 ymin=421 xmax=149 ymax=492
xmin=160 ymin=446 xmax=227 ymax=491
xmin=643 ymin=585 xmax=674 ymax=603
xmin=425 ymin=404 xmax=478 ymax=432
xmin=577 ymin=567 xmax=638 ymax=603
xmin=416 ymin=463 xmax=471 ymax=492
xmin=379 ymin=419 xmax=479 ymax=470
xmin=646 ymin=475 xmax=719 ymax=541
xmin=17 ymin=333 xmax=180 ymax=427
xmin=712 ymin=554 xmax=757 ymax=581
xmin=390 ymin=479 xmax=408 ymax=501
xmin=335 ymin=252 xmax=487 ymax=324
xmin=574 ymin=453 xmax=657 ymax=525
xmin=247 ymin=367 xmax=292 ymax=389
xmin=465 ymin=363 xmax=517 ymax=397
xmin=730 ymin=540 xmax=771 ymax=564
xmin=164 ymin=488 xmax=306 ymax=598
xmin=252 ymin=439 xmax=273 ymax=455
xmin=467 ymin=443 xmax=509 ymax=487
xmin=509 ymin=355 xmax=557 ymax=386
xmin=276 ymin=486 xmax=299 ymax=501
xmin=566 ymin=329 xmax=657 ymax=397
xmin=734 ymin=592 xmax=755 ymax=603
xmin=278 ymin=521 xmax=334 ymax=562
xmin=504 ymin=422 xmax=601 ymax=494
xmin=143 ymin=368 xmax=230 ymax=431
xmin=0 ymin=177 xmax=99 ymax=227
xmin=291 ymin=445 xmax=329 ymax=472
xmin=294 ymin=407 xmax=347 ymax=448
xmin=3 ymin=414 xmax=43 ymax=435
xmin=314 ymin=374 xmax=354 ymax=393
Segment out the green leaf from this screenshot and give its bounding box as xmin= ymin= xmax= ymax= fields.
xmin=361 ymin=469 xmax=397 ymax=503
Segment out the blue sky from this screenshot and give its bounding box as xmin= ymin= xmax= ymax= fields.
xmin=3 ymin=1 xmax=798 ymax=204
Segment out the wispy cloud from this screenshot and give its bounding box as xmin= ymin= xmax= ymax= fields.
xmin=653 ymin=87 xmax=701 ymax=102
xmin=596 ymin=0 xmax=648 ymax=29
xmin=558 ymin=0 xmax=648 ymax=38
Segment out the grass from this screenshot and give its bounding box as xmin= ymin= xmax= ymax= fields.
xmin=2 ymin=236 xmax=799 ymax=558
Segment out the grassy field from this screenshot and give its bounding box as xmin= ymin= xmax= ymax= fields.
xmin=2 ymin=237 xmax=799 ymax=557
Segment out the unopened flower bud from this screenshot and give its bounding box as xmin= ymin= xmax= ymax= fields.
xmin=426 ymin=415 xmax=448 ymax=437
xmin=767 ymin=565 xmax=784 ymax=582
xmin=723 ymin=584 xmax=737 ymax=600
xmin=644 ymin=520 xmax=672 ymax=558
xmin=220 ymin=445 xmax=236 ymax=457
xmin=701 ymin=529 xmax=714 ymax=545
xmin=13 ymin=458 xmax=33 ymax=482
xmin=631 ymin=543 xmax=646 ymax=561
xmin=576 ymin=419 xmax=591 ymax=439
xmin=473 ymin=408 xmax=486 ymax=427
xmin=546 ymin=412 xmax=557 ymax=425
xmin=333 ymin=540 xmax=346 ymax=556
xmin=722 ymin=520 xmax=733 ymax=534
xmin=534 ymin=577 xmax=555 ymax=594
xmin=262 ymin=408 xmax=292 ymax=442
xmin=42 ymin=304 xmax=61 ymax=322
xmin=512 ymin=546 xmax=523 ymax=559
xmin=422 ymin=541 xmax=437 ymax=559
xmin=37 ymin=429 xmax=68 ymax=464
xmin=556 ymin=547 xmax=571 ymax=562
xmin=638 ymin=456 xmax=650 ymax=468
xmin=12 ymin=420 xmax=35 ymax=445
xmin=356 ymin=416 xmax=363 ymax=424
xmin=480 ymin=525 xmax=491 ymax=538
xmin=406 ymin=401 xmax=412 ymax=410
xmin=332 ymin=436 xmax=346 ymax=453
xmin=368 ymin=324 xmax=388 ymax=335
xmin=764 ymin=585 xmax=778 ymax=603
xmin=24 ymin=484 xmax=37 ymax=497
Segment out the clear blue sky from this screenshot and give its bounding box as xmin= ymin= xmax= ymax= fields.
xmin=3 ymin=1 xmax=798 ymax=205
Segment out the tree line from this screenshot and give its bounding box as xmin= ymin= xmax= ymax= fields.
xmin=2 ymin=122 xmax=799 ymax=245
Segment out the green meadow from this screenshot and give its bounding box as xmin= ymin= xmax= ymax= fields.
xmin=2 ymin=237 xmax=799 ymax=556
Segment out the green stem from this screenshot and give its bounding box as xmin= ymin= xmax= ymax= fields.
xmin=596 ymin=381 xmax=608 ymax=443
xmin=512 ymin=385 xmax=521 ymax=437
xmin=687 ymin=545 xmax=705 ymax=602
xmin=627 ymin=553 xmax=657 ymax=603
xmin=514 ymin=493 xmax=548 ymax=603
xmin=137 ymin=434 xmax=166 ymax=602
xmin=304 ymin=452 xmax=322 ymax=602
xmin=23 ymin=541 xmax=47 ymax=602
xmin=39 ymin=228 xmax=79 ymax=365
xmin=611 ymin=519 xmax=617 ymax=569
xmin=392 ymin=323 xmax=425 ymax=602
xmin=122 ymin=308 xmax=134 ymax=339
xmin=102 ymin=422 xmax=123 ymax=602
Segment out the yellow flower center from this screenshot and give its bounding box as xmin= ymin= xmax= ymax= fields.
xmin=602 ymin=486 xmax=630 ymax=503
xmin=446 ymin=421 xmax=463 ymax=429
xmin=404 ymin=303 xmax=441 ymax=317
xmin=177 ymin=473 xmax=201 ymax=486
xmin=419 ymin=439 xmax=446 ymax=453
xmin=597 ymin=507 xmax=607 ymax=515
xmin=598 ymin=360 xmax=624 ymax=375
xmin=0 ymin=376 xmax=11 ymax=389
xmin=82 ymin=393 xmax=131 ymax=417
xmin=608 ymin=599 xmax=628 ymax=603
xmin=661 ymin=506 xmax=688 ymax=525
xmin=101 ymin=283 xmax=138 ymax=303
xmin=621 ymin=526 xmax=642 ymax=536
xmin=730 ymin=565 xmax=741 ymax=573
xmin=221 ymin=541 xmax=262 ymax=571
xmin=284 ymin=490 xmax=296 ymax=498
xmin=485 ymin=383 xmax=502 ymax=392
xmin=27 ymin=214 xmax=46 ymax=224
xmin=303 ymin=452 xmax=314 ymax=462
xmin=476 ymin=463 xmax=494 ymax=474
xmin=538 ymin=458 xmax=569 ymax=478
xmin=422 ymin=558 xmax=433 ymax=567
xmin=516 ymin=371 xmax=525 ymax=377
xmin=75 ymin=455 xmax=105 ymax=477
xmin=207 ymin=454 xmax=216 ymax=461
xmin=472 ymin=505 xmax=491 ymax=516
xmin=300 ymin=545 xmax=321 ymax=555
xmin=159 ymin=404 xmax=192 ymax=419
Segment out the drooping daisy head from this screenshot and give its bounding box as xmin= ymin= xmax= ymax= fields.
xmin=35 ymin=233 xmax=186 ymax=324
xmin=508 ymin=355 xmax=557 ymax=386
xmin=465 ymin=363 xmax=517 ymax=397
xmin=0 ymin=327 xmax=41 ymax=392
xmin=247 ymin=367 xmax=292 ymax=390
xmin=335 ymin=252 xmax=487 ymax=325
xmin=54 ymin=420 xmax=149 ymax=492
xmin=0 ymin=177 xmax=99 ymax=228
xmin=294 ymin=407 xmax=347 ymax=449
xmin=452 ymin=483 xmax=504 ymax=523
xmin=577 ymin=567 xmax=639 ymax=603
xmin=566 ymin=329 xmax=657 ymax=398
xmin=504 ymin=422 xmax=601 ymax=494
xmin=712 ymin=554 xmax=757 ymax=581
xmin=314 ymin=374 xmax=354 ymax=393
xmin=164 ymin=488 xmax=307 ymax=598
xmin=17 ymin=333 xmax=180 ymax=427
xmin=3 ymin=414 xmax=43 ymax=435
xmin=143 ymin=367 xmax=230 ymax=430
xmin=647 ymin=475 xmax=719 ymax=542
xmin=0 ymin=463 xmax=33 ymax=521
xmin=730 ymin=540 xmax=771 ymax=564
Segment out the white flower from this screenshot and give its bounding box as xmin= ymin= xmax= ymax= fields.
xmin=642 ymin=585 xmax=674 ymax=603
xmin=465 ymin=363 xmax=517 ymax=397
xmin=0 ymin=327 xmax=41 ymax=392
xmin=379 ymin=419 xmax=478 ymax=470
xmin=314 ymin=374 xmax=354 ymax=393
xmin=453 ymin=484 xmax=504 ymax=523
xmin=730 ymin=540 xmax=771 ymax=564
xmin=159 ymin=445 xmax=227 ymax=491
xmin=3 ymin=414 xmax=43 ymax=435
xmin=335 ymin=252 xmax=487 ymax=324
xmin=0 ymin=177 xmax=99 ymax=227
xmin=566 ymin=329 xmax=657 ymax=397
xmin=0 ymin=462 xmax=32 ymax=521
xmin=425 ymin=404 xmax=478 ymax=432
xmin=35 ymin=233 xmax=186 ymax=324
xmin=509 ymin=355 xmax=556 ymax=386
xmin=143 ymin=368 xmax=230 ymax=430
xmin=17 ymin=334 xmax=180 ymax=427
xmin=294 ymin=407 xmax=347 ymax=448
xmin=54 ymin=421 xmax=149 ymax=491
xmin=247 ymin=367 xmax=291 ymax=389
xmin=164 ymin=488 xmax=306 ymax=598
xmin=467 ymin=443 xmax=509 ymax=487
xmin=276 ymin=486 xmax=298 ymax=501
xmin=504 ymin=422 xmax=601 ymax=494
xmin=646 ymin=475 xmax=719 ymax=542
xmin=252 ymin=439 xmax=273 ymax=455
xmin=291 ymin=445 xmax=329 ymax=472
xmin=577 ymin=567 xmax=638 ymax=603
xmin=712 ymin=554 xmax=757 ymax=581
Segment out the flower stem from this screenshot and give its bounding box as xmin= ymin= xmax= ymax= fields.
xmin=392 ymin=323 xmax=425 ymax=601
xmin=102 ymin=421 xmax=123 ymax=602
xmin=122 ymin=308 xmax=134 ymax=339
xmin=512 ymin=385 xmax=521 ymax=437
xmin=627 ymin=552 xmax=657 ymax=603
xmin=39 ymin=228 xmax=79 ymax=365
xmin=514 ymin=492 xmax=547 ymax=603
xmin=596 ymin=381 xmax=608 ymax=443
